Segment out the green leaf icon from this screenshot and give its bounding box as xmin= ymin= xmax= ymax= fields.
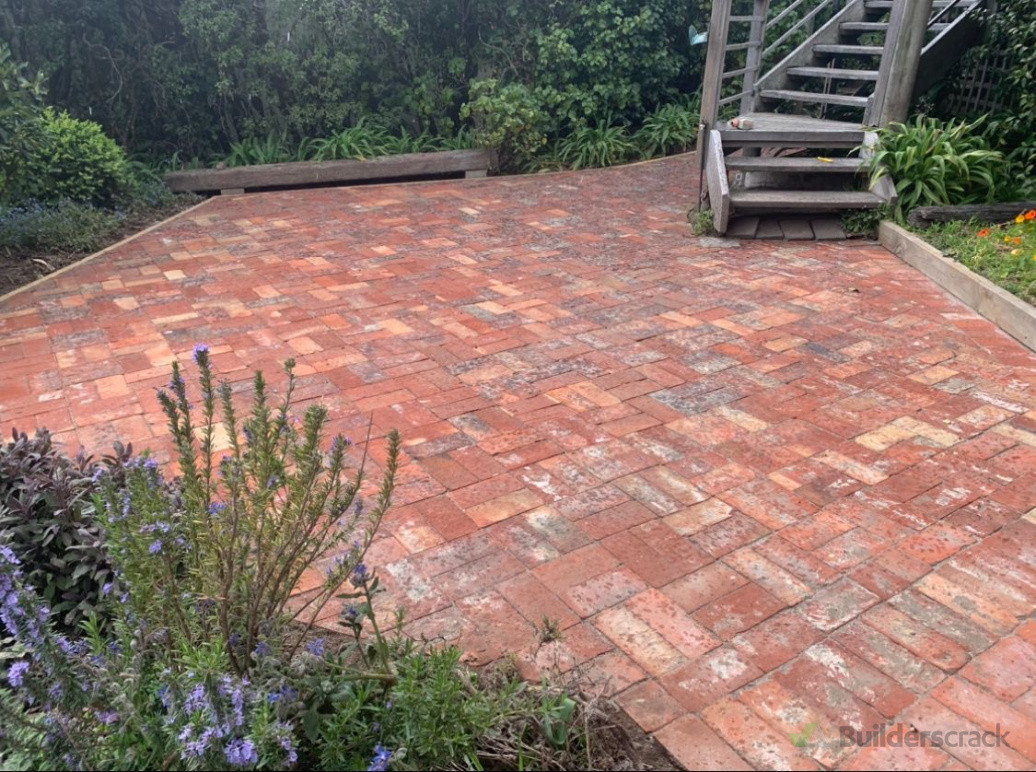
xmin=789 ymin=723 xmax=818 ymax=748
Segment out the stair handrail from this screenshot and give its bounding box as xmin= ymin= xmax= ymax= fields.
xmin=760 ymin=0 xmax=842 ymax=63
xmin=928 ymin=0 xmax=968 ymax=27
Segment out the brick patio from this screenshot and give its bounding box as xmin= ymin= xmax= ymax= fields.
xmin=1 ymin=155 xmax=1035 ymax=770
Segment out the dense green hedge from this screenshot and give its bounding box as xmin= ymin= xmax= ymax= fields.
xmin=1 ymin=0 xmax=707 ymax=162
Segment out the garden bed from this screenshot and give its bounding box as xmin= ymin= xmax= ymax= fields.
xmin=0 ymin=195 xmax=201 ymax=299
xmin=879 ymin=220 xmax=1036 ymax=351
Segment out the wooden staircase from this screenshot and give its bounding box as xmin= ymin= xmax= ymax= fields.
xmin=699 ymin=0 xmax=988 ymax=235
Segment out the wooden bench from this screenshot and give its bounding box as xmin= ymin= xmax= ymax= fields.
xmin=163 ymin=149 xmax=493 ymax=195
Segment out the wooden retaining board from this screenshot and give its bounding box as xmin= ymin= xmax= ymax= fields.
xmin=880 ymin=222 xmax=1035 ymax=352
xmin=164 ymin=149 xmax=493 ymax=194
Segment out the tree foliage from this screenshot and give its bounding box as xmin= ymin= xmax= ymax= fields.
xmin=0 ymin=43 xmax=46 ymax=201
xmin=0 ymin=0 xmax=704 ymax=162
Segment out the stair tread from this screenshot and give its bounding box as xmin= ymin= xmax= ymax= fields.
xmin=866 ymin=0 xmax=975 ymax=7
xmin=788 ymin=67 xmax=879 ymax=81
xmin=730 ymin=190 xmax=884 ymax=211
xmin=719 ymin=114 xmax=865 ymax=132
xmin=719 ymin=114 xmax=866 ymax=148
xmin=726 ymin=157 xmax=866 ymax=173
xmin=760 ymin=89 xmax=869 ymax=107
xmin=814 ymin=44 xmax=884 ymax=55
xmin=840 ymin=22 xmax=889 ymax=32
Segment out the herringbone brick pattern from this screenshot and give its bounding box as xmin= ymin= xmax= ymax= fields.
xmin=1 ymin=155 xmax=1034 ymax=769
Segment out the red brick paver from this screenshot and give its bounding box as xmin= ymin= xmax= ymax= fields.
xmin=2 ymin=155 xmax=1034 ymax=769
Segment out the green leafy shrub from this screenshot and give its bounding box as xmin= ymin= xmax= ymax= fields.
xmin=304 ymin=121 xmax=392 ymax=162
xmin=841 ymin=208 xmax=886 ymax=238
xmin=0 ymin=44 xmax=46 ymax=203
xmin=530 ymin=0 xmax=688 ymax=126
xmin=867 ymin=116 xmax=1003 ymax=221
xmin=0 ymin=429 xmax=132 ymax=631
xmin=957 ymin=1 xmax=1036 ymax=199
xmin=21 ymin=109 xmax=128 ymax=205
xmin=118 ymin=159 xmax=179 ymax=209
xmin=556 ymin=120 xmax=636 ymax=170
xmin=462 ymin=80 xmax=551 ymax=171
xmin=0 ymin=200 xmax=122 ymax=254
xmin=636 ymin=99 xmax=699 ymax=159
xmin=224 ymin=132 xmax=292 ymax=167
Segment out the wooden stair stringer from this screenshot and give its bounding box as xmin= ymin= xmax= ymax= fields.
xmin=860 ymin=131 xmax=898 ymax=209
xmin=705 ymin=130 xmax=732 ymax=235
xmin=915 ymin=2 xmax=986 ymax=98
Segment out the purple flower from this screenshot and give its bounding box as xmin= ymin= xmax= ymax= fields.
xmin=192 ymin=343 xmax=210 ymax=364
xmin=368 ymin=744 xmax=394 ymax=772
xmin=209 ymin=501 xmax=227 ymax=516
xmin=149 ymin=540 xmax=163 ymax=555
xmin=95 ymin=709 xmax=119 ymax=726
xmin=350 ymin=564 xmax=369 ymax=587
xmin=224 ymin=738 xmax=258 ymax=767
xmin=267 ymin=685 xmax=296 ymax=705
xmin=184 ymin=684 xmax=208 ymax=714
xmin=253 ymin=640 xmax=271 ymax=658
xmin=91 ymin=467 xmax=105 ymax=482
xmin=7 ymin=661 xmax=29 ymax=688
xmin=304 ymin=637 xmax=326 ymax=657
xmin=101 ymin=582 xmax=113 ymax=595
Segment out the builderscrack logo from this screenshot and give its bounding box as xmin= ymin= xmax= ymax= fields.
xmin=788 ymin=722 xmax=1012 ymax=751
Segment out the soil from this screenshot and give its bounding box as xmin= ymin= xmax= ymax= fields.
xmin=0 ymin=197 xmax=201 ymax=297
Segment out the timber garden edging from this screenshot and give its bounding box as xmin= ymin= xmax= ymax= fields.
xmin=163 ymin=149 xmax=494 ymax=195
xmin=879 ymin=220 xmax=1036 ymax=352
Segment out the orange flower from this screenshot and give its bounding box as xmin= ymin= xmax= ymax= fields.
xmin=1013 ymin=237 xmax=1023 ymax=244
xmin=977 ymin=228 xmax=991 ymax=237
xmin=1025 ymin=210 xmax=1036 ymax=220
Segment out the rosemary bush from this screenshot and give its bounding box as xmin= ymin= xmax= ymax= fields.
xmin=98 ymin=346 xmax=399 ymax=674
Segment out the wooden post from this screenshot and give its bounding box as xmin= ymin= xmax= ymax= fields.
xmin=741 ymin=0 xmax=772 ymax=114
xmin=697 ymin=0 xmax=734 ymax=157
xmin=868 ymin=0 xmax=934 ymax=126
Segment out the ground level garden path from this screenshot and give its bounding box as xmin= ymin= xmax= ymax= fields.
xmin=1 ymin=154 xmax=1034 ymax=770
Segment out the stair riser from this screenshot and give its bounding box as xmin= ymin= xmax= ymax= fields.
xmin=726 ymin=164 xmax=866 ymax=175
